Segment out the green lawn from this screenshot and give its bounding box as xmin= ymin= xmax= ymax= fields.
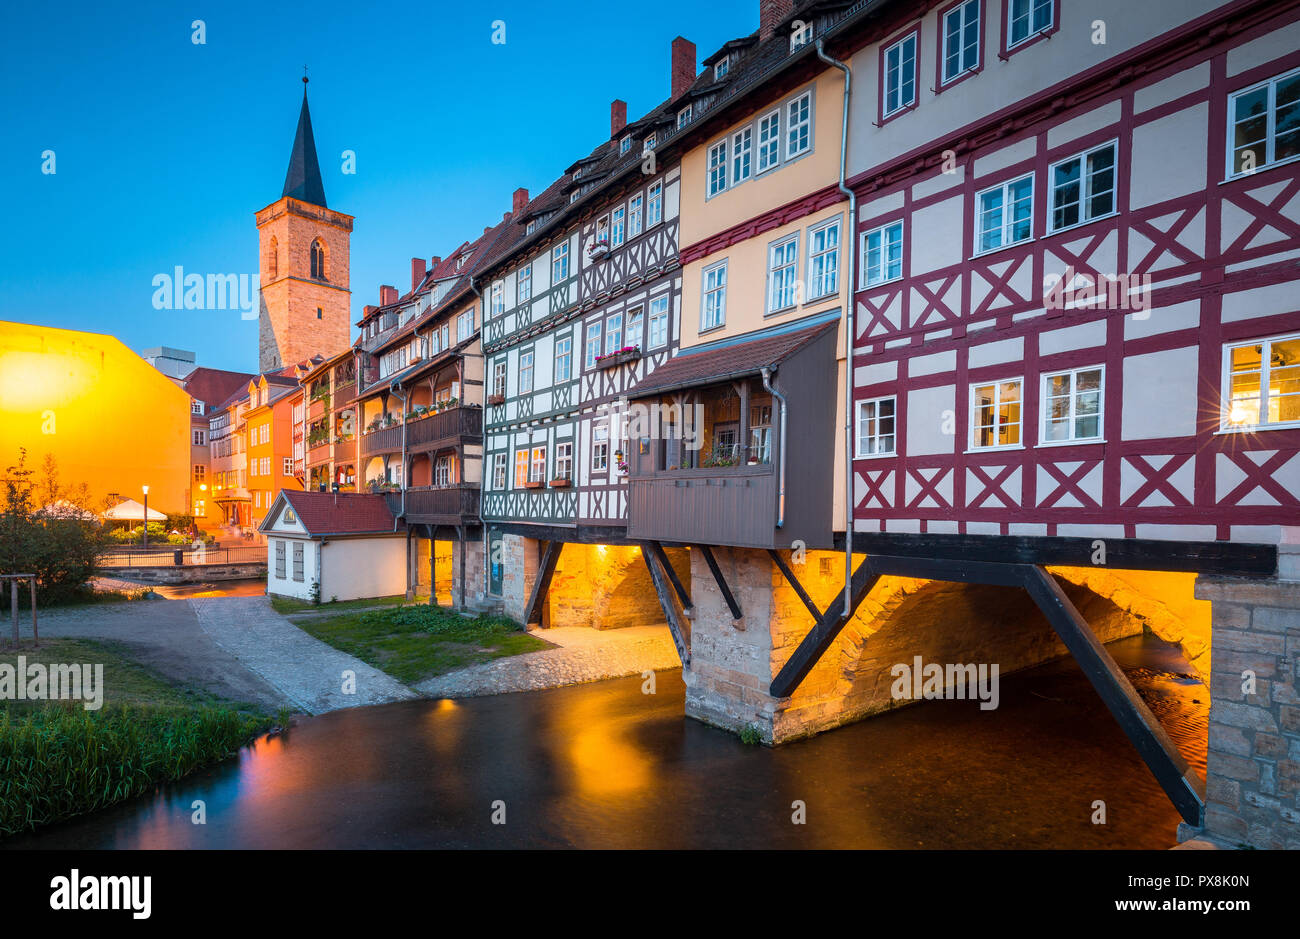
xmin=0 ymin=638 xmax=276 ymax=838
xmin=270 ymin=593 xmax=407 ymax=615
xmin=294 ymin=604 xmax=552 ymax=685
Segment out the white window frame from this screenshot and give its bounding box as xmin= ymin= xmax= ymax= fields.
xmin=757 ymin=108 xmax=781 ymax=173
xmin=625 ymin=306 xmax=644 ymax=350
xmin=859 ymin=221 xmax=904 ymax=287
xmin=942 ymin=0 xmax=981 ymax=83
xmin=1226 ymin=66 xmax=1300 ymax=178
xmin=647 ymin=181 xmax=663 ymax=226
xmin=715 ymin=55 xmax=730 ymax=80
xmin=855 ymin=396 xmax=897 ymax=458
xmin=882 ymin=31 xmax=918 ymax=118
xmin=585 ymin=321 xmax=603 ymax=368
xmin=552 ymin=241 xmax=569 ymax=281
xmin=620 ymin=135 xmax=631 ymax=155
xmin=555 ymin=442 xmax=573 ymax=481
xmin=628 ymin=194 xmax=643 ymax=237
xmin=708 ymin=139 xmax=728 ymax=197
xmin=767 ymin=234 xmax=800 ymax=314
xmin=554 ymin=336 xmax=572 ymax=382
xmin=530 ymin=446 xmax=546 ymax=483
xmin=1047 ymin=140 xmax=1118 ymax=234
xmin=518 ymin=351 xmax=534 ymax=395
xmin=611 ymin=207 xmax=626 ymax=248
xmin=1007 ymin=0 xmax=1054 ymax=50
xmin=492 ymin=452 xmax=507 ymax=490
xmin=806 ymin=217 xmax=841 ymax=300
xmin=605 ymin=312 xmax=624 ymax=354
xmin=592 ymin=439 xmax=609 ymax=472
xmin=490 ymin=282 xmax=504 ymax=316
xmin=701 ymin=260 xmax=728 ymax=331
xmin=678 ymin=105 xmax=693 ymax=128
xmin=648 ymin=295 xmax=670 ymax=349
xmin=518 ymin=264 xmax=532 ymax=303
xmin=457 ymin=310 xmax=473 ymax=342
xmin=975 ymin=174 xmax=1034 ymax=254
xmin=732 ymin=127 xmax=753 ymax=184
xmin=282 ymin=457 xmax=292 ymax=475
xmin=1039 ymin=366 xmax=1105 ymax=445
xmin=1221 ymin=332 xmax=1300 ymax=432
xmin=785 ymin=91 xmax=812 ymax=160
xmin=492 ymin=359 xmax=507 ymax=398
xmin=968 ymin=378 xmax=1024 ymax=451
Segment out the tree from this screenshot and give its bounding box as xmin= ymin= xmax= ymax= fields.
xmin=1 ymin=449 xmax=102 ymax=608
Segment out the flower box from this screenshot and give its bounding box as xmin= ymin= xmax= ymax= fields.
xmin=523 ymin=480 xmax=544 ymax=489
xmin=548 ymin=478 xmax=571 ymax=488
xmin=487 ymin=394 xmax=505 ymax=406
xmin=595 ymin=346 xmax=641 ymax=370
xmin=587 ymin=240 xmax=610 ymax=261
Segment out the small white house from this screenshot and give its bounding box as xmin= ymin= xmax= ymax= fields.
xmin=259 ymin=490 xmax=407 ymax=602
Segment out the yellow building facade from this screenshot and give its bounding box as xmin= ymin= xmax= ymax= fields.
xmin=0 ymin=320 xmax=190 ymax=514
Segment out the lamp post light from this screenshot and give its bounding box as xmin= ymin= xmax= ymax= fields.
xmin=142 ymin=485 xmax=149 ymax=548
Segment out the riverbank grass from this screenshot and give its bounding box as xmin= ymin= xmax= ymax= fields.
xmin=0 ymin=638 xmax=274 ymax=838
xmin=295 ymin=605 xmax=551 ymax=685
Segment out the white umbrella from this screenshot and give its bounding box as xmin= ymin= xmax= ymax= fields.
xmin=102 ymin=499 xmax=167 ymax=522
xmin=41 ymin=500 xmax=98 ymax=521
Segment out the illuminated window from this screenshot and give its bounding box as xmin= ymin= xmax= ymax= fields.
xmin=970 ymin=379 xmax=1023 ymax=449
xmin=1222 ymin=334 xmax=1300 ymax=430
xmin=514 ymin=450 xmax=529 ymax=487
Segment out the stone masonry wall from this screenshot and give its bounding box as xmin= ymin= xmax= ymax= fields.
xmin=547 ymin=544 xmax=690 ymax=629
xmin=685 ymin=549 xmax=1165 ymax=745
xmin=1193 ymin=576 xmax=1300 ymax=849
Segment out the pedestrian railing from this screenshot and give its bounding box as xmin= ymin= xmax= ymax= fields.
xmin=96 ymin=546 xmax=266 ymax=568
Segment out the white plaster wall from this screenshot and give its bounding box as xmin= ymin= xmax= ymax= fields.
xmin=318 ymin=536 xmax=408 ymax=602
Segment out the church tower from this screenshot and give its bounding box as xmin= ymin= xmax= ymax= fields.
xmin=255 ymin=79 xmax=353 ymax=372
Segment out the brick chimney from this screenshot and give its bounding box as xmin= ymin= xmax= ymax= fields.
xmin=363 ymin=304 xmax=377 ymax=319
xmin=411 ymin=258 xmax=426 ymax=291
xmin=430 ymin=255 xmax=442 ymax=269
xmin=512 ymin=187 xmax=529 ymax=215
xmin=760 ymin=0 xmax=795 ymax=41
xmin=611 ymin=99 xmax=627 ymax=137
xmin=671 ymin=37 xmax=696 ymax=100
xmin=379 ymin=285 xmax=398 ymax=306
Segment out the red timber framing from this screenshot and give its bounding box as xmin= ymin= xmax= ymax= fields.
xmin=846 ymin=0 xmax=1300 ymax=546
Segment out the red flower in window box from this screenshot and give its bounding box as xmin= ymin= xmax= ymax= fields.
xmin=487 ymin=393 xmax=505 ymax=406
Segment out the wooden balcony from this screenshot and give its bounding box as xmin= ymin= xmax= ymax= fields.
xmin=308 ymin=396 xmax=328 ymax=419
xmin=306 ymin=441 xmax=332 ymax=466
xmin=360 ymin=406 xmax=482 ymax=458
xmin=628 ymin=466 xmax=779 ymax=548
xmin=383 ymin=483 xmax=480 ymax=525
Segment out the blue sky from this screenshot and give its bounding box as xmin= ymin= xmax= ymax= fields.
xmin=0 ymin=0 xmax=754 ymax=373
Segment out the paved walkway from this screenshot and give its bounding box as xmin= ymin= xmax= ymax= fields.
xmin=31 ymin=599 xmax=290 ymax=712
xmin=416 ymin=625 xmax=682 ymax=698
xmin=189 ymin=597 xmax=417 ymax=714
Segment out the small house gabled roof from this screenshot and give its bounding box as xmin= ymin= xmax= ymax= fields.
xmin=259 ymin=489 xmax=405 ymax=537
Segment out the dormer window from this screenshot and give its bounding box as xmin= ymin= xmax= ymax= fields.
xmin=790 ymin=20 xmax=813 ymax=51
xmin=457 ymin=254 xmax=469 ymax=269
xmin=715 ymin=55 xmax=730 ymax=79
xmin=677 ymin=105 xmax=693 ymax=128
xmin=526 ymin=220 xmax=537 ymax=235
xmin=645 ymin=133 xmax=658 ymax=151
xmin=620 ymin=135 xmax=631 ymax=155
xmin=570 ymin=190 xmax=580 ymax=204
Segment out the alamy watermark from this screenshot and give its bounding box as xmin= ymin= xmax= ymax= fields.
xmin=0 ymin=657 xmax=103 ymax=710
xmin=151 ymin=266 xmax=259 ymax=319
xmin=890 ymin=656 xmax=1000 ymax=710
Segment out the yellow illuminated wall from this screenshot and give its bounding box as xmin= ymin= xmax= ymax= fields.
xmin=0 ymin=320 xmax=190 ymax=514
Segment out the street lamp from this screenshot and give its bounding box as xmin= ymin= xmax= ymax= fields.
xmin=142 ymin=485 xmax=149 ymax=548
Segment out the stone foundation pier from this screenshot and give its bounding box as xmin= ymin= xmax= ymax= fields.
xmin=1190 ymin=573 xmax=1300 ymax=849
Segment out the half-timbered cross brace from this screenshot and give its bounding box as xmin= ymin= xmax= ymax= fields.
xmin=769 ymin=554 xmax=1205 ymax=827
xmin=523 ymin=540 xmax=562 ymax=627
xmin=697 ymin=545 xmax=743 ymax=620
xmin=640 ymin=541 xmax=691 ymax=667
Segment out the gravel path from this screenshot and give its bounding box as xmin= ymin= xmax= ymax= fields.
xmin=28 ymin=599 xmax=290 ymax=712
xmin=416 ymin=625 xmax=682 ymax=698
xmin=189 ymin=597 xmax=417 ymax=714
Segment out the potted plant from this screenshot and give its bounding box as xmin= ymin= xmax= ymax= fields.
xmin=586 ymin=236 xmax=610 ymax=261
xmin=488 ymin=393 xmax=505 ymax=406
xmin=595 ymin=345 xmax=642 ymax=369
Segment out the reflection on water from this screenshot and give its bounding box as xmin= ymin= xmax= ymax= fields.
xmin=5 ymin=634 xmax=1205 ymax=850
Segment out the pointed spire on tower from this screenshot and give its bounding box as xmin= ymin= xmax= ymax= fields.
xmin=281 ymin=73 xmax=327 ymax=207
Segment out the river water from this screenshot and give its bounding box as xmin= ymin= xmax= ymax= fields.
xmin=5 ymin=634 xmax=1205 ymax=849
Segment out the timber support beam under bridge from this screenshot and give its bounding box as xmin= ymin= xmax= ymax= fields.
xmin=768 ymin=554 xmax=1206 ymax=828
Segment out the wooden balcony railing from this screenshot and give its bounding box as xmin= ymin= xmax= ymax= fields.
xmin=360 ymin=406 xmax=482 ymax=458
xmin=628 ymin=465 xmax=778 ymax=548
xmin=382 ymin=483 xmax=480 ymax=522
